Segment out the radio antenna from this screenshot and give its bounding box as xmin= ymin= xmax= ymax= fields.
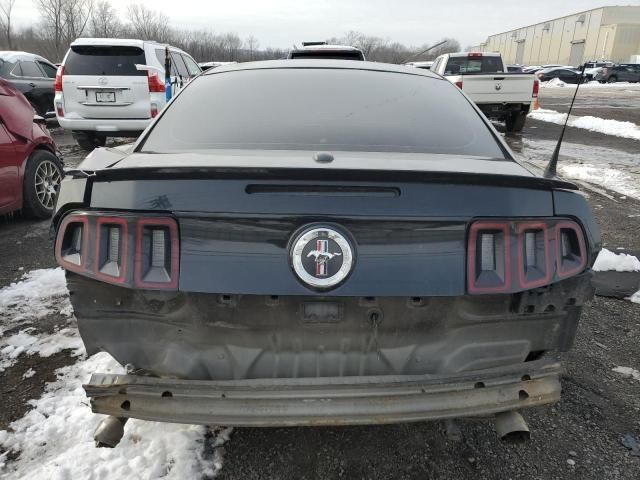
xmin=544 ymin=64 xmax=587 ymax=178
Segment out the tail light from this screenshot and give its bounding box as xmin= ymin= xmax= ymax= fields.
xmin=150 ymin=103 xmax=159 ymax=118
xmin=468 ymin=52 xmax=483 ymax=58
xmin=454 ymin=81 xmax=463 ymax=89
xmin=134 ymin=218 xmax=179 ymax=289
xmin=54 ymin=66 xmax=64 ymax=92
xmin=55 ymin=215 xmax=89 ymax=272
xmin=532 ymin=79 xmax=539 ymax=98
xmin=55 ymin=102 xmax=64 ymax=118
xmin=468 ymin=219 xmax=586 ymax=294
xmin=55 ymin=213 xmax=179 ymax=290
xmin=148 ymin=71 xmax=166 ymax=93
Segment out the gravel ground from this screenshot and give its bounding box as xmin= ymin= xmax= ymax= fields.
xmin=0 ymin=85 xmax=639 ymax=479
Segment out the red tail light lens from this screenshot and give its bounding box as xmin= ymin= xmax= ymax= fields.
xmin=468 ymin=52 xmax=483 ymax=58
xmin=532 ymin=79 xmax=539 ymax=98
xmin=55 ymin=215 xmax=89 ymax=272
xmin=555 ymin=222 xmax=586 ymax=278
xmin=54 ymin=66 xmax=64 ymax=92
xmin=134 ymin=218 xmax=179 ymax=289
xmin=55 ymin=213 xmax=179 ymax=290
xmin=468 ymin=219 xmax=587 ymax=294
xmin=455 ymin=81 xmax=463 ymax=89
xmin=150 ymin=103 xmax=159 ymax=118
xmin=148 ymin=71 xmax=166 ymax=93
xmin=468 ymin=222 xmax=511 ymax=293
xmin=94 ymin=217 xmax=128 ymax=283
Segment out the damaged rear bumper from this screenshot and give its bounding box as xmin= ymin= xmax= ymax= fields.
xmin=84 ymin=359 xmax=561 ymax=427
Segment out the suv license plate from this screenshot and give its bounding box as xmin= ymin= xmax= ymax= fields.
xmin=96 ymin=91 xmax=116 ymax=103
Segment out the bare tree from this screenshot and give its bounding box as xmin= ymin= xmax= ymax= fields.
xmin=245 ymin=34 xmax=259 ymax=61
xmin=127 ymin=3 xmax=171 ymax=42
xmin=35 ymin=0 xmax=66 ymax=59
xmin=62 ymin=0 xmax=93 ymax=45
xmin=0 ymin=0 xmax=16 ymax=49
xmin=222 ymin=32 xmax=242 ymax=61
xmin=91 ymin=0 xmax=120 ymax=37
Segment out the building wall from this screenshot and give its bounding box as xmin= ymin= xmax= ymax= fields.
xmin=473 ymin=6 xmax=640 ymax=66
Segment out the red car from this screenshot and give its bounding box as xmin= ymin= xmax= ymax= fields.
xmin=0 ymin=78 xmax=62 ymax=218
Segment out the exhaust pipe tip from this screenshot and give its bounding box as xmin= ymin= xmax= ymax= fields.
xmin=495 ymin=411 xmax=530 ymax=443
xmin=94 ymin=416 xmax=128 ymax=448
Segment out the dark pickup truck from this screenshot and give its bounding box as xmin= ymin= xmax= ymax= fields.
xmin=52 ymin=60 xmax=599 ymax=445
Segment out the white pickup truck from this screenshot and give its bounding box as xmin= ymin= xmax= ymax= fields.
xmin=430 ymin=52 xmax=538 ymax=132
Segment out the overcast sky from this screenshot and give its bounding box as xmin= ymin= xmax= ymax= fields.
xmin=12 ymin=0 xmax=637 ymax=48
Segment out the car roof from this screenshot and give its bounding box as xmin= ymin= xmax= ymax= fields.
xmin=447 ymin=52 xmax=501 ymax=57
xmin=296 ymin=44 xmax=361 ymax=51
xmin=409 ymin=61 xmax=433 ymax=67
xmin=0 ymin=51 xmax=53 ymax=64
xmin=203 ymin=59 xmax=442 ymax=79
xmin=70 ymin=38 xmax=189 ymax=54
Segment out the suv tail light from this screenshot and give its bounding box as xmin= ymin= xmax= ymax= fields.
xmin=468 ymin=219 xmax=586 ymax=294
xmin=468 ymin=52 xmax=483 ymax=57
xmin=54 ymin=66 xmax=64 ymax=92
xmin=148 ymin=71 xmax=166 ymax=93
xmin=532 ymin=79 xmax=539 ymax=98
xmin=55 ymin=213 xmax=179 ymax=290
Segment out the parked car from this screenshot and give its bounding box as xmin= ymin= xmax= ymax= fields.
xmin=288 ymin=42 xmax=365 ymax=60
xmin=507 ymin=65 xmax=525 ymax=72
xmin=198 ymin=61 xmax=236 ymax=71
xmin=0 ymin=51 xmax=58 ymax=117
xmin=522 ymin=65 xmax=565 ymax=74
xmin=536 ymin=67 xmax=585 ymax=84
xmin=52 ymin=60 xmax=599 ymax=442
xmin=55 ymin=38 xmax=201 ymax=151
xmin=0 ymin=78 xmax=62 ymax=218
xmin=595 ymin=64 xmax=640 ymax=83
xmin=430 ymin=52 xmax=538 ymax=132
xmin=408 ymin=61 xmax=434 ymax=70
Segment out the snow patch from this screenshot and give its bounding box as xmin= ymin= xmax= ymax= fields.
xmin=541 ymin=78 xmax=567 ymax=88
xmin=629 ymin=290 xmax=640 ymax=304
xmin=22 ymin=368 xmax=35 ymax=379
xmin=559 ymin=164 xmax=640 ymax=200
xmin=0 ymin=352 xmax=232 ymax=478
xmin=613 ymin=366 xmax=640 ymax=381
xmin=0 ymin=268 xmax=78 ymax=372
xmin=528 ymin=109 xmax=640 ymax=141
xmin=593 ymin=248 xmax=640 ymax=272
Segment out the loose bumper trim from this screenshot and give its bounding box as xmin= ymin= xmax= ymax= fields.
xmin=84 ymin=359 xmax=561 ymax=427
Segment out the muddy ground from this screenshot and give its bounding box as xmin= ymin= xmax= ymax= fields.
xmin=1 ymin=86 xmax=639 ymax=479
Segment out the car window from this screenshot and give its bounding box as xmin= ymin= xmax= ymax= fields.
xmin=64 ymin=45 xmax=147 ymax=76
xmin=155 ymin=48 xmax=169 ymax=69
xmin=10 ymin=62 xmax=22 ymax=76
xmin=141 ymin=68 xmax=506 ymax=159
xmin=37 ymin=61 xmax=57 ymax=78
xmin=445 ymin=56 xmax=503 ymax=74
xmin=19 ymin=61 xmax=45 ymax=78
xmin=182 ymin=55 xmax=201 ymax=77
xmin=170 ymin=52 xmax=189 ymax=77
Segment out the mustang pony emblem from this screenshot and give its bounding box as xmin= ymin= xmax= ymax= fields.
xmin=307 ymin=240 xmax=342 ymax=276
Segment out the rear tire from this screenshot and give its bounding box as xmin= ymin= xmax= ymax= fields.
xmin=73 ymin=131 xmax=107 ymax=152
xmin=22 ymin=150 xmax=63 ymax=219
xmin=607 ymin=76 xmax=617 ymax=83
xmin=505 ymin=112 xmax=526 ymax=133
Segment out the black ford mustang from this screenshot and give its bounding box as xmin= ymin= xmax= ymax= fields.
xmin=53 ymin=60 xmax=599 ymax=442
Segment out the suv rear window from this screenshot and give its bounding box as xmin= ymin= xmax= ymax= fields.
xmin=65 ymin=46 xmax=147 ymax=76
xmin=141 ymin=68 xmax=505 ymax=158
xmin=445 ymin=56 xmax=504 ymax=74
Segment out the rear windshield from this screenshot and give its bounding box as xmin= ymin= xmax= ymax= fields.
xmin=65 ymin=46 xmax=146 ymax=76
xmin=289 ymin=50 xmax=364 ymax=60
xmin=141 ymin=68 xmax=505 ymax=158
xmin=445 ymin=56 xmax=504 ymax=75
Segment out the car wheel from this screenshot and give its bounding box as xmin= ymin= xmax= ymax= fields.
xmin=607 ymin=76 xmax=617 ymax=83
xmin=22 ymin=150 xmax=63 ymax=219
xmin=505 ymin=112 xmax=526 ymax=133
xmin=73 ymin=131 xmax=107 ymax=151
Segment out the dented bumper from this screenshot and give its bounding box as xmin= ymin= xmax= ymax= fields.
xmin=84 ymin=359 xmax=561 ymax=427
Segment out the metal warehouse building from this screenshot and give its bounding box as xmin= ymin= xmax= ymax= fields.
xmin=472 ymin=5 xmax=640 ymax=66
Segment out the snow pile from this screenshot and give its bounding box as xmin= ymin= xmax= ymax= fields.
xmin=629 ymin=290 xmax=640 ymax=304
xmin=559 ymin=164 xmax=640 ymax=200
xmin=0 ymin=268 xmax=71 ymax=330
xmin=612 ymin=366 xmax=640 ymax=382
xmin=541 ymin=78 xmax=567 ymax=88
xmin=593 ymin=248 xmax=640 ymax=272
xmin=0 ymin=352 xmax=233 ymax=478
xmin=528 ymin=109 xmax=640 ymax=141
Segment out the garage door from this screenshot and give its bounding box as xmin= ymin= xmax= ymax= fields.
xmin=569 ymin=41 xmax=585 ymax=67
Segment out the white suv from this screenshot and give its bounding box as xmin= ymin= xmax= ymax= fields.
xmin=54 ymin=38 xmax=201 ymax=151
